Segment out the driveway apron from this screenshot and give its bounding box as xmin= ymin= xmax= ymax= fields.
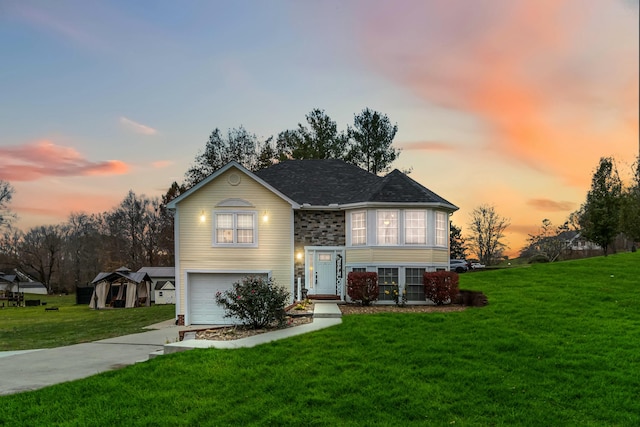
xmin=0 ymin=326 xmax=180 ymax=396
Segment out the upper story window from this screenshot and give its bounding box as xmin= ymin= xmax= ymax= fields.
xmin=404 ymin=210 xmax=426 ymax=245
xmin=435 ymin=211 xmax=447 ymax=247
xmin=377 ymin=210 xmax=398 ymax=245
xmin=351 ymin=211 xmax=367 ymax=246
xmin=214 ymin=211 xmax=257 ymax=246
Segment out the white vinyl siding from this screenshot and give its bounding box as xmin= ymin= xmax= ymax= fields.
xmin=214 ymin=211 xmax=257 ymax=246
xmin=435 ymin=211 xmax=447 ymax=247
xmin=377 ymin=210 xmax=399 ymax=245
xmin=351 ymin=211 xmax=367 ymax=246
xmin=404 ymin=210 xmax=426 ymax=245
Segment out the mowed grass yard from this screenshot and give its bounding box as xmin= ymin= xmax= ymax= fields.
xmin=0 ymin=295 xmax=175 ymax=351
xmin=1 ymin=253 xmax=639 ymax=426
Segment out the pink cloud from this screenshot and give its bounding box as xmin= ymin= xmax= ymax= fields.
xmin=354 ymin=0 xmax=639 ymax=187
xmin=0 ymin=140 xmax=130 ymax=181
xmin=527 ymin=199 xmax=576 ymax=212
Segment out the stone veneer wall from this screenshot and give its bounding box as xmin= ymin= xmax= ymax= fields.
xmin=293 ymin=210 xmax=346 ymax=293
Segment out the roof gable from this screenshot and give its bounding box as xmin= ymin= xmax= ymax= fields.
xmin=166 ymin=162 xmax=299 ymax=210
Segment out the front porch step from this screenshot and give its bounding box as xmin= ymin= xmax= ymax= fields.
xmin=312 ymin=302 xmax=342 ymax=318
xmin=308 ymin=294 xmax=341 ymax=301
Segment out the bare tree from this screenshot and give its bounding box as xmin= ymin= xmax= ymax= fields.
xmin=19 ymin=225 xmax=64 ymax=293
xmin=59 ymin=213 xmax=103 ymax=289
xmin=0 ymin=180 xmax=16 ymax=230
xmin=467 ymin=204 xmax=510 ymax=265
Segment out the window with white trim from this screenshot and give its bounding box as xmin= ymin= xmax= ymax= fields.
xmin=404 ymin=211 xmax=426 ymax=245
xmin=405 ymin=268 xmax=425 ymax=301
xmin=435 ymin=211 xmax=447 ymax=247
xmin=378 ymin=267 xmax=399 ymax=301
xmin=351 ymin=211 xmax=367 ymax=246
xmin=214 ymin=211 xmax=257 ymax=246
xmin=377 ymin=210 xmax=398 ymax=245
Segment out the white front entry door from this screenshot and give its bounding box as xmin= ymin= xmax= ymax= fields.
xmin=314 ymin=251 xmax=337 ymax=295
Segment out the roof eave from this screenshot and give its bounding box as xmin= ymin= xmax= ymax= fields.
xmin=296 ymin=201 xmax=459 ymax=211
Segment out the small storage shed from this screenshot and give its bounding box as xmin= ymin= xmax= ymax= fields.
xmin=89 ymin=267 xmax=152 ymax=309
xmin=137 ymin=267 xmax=175 ymax=303
xmin=154 ymin=280 xmax=176 ymax=304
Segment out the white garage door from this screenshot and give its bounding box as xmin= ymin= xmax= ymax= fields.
xmin=188 ymin=273 xmax=267 ymax=325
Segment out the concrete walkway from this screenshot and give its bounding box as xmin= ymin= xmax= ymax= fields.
xmin=164 ymin=301 xmax=342 ymax=353
xmin=0 ymin=302 xmax=341 ymax=396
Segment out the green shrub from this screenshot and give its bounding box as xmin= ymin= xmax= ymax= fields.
xmin=528 ymin=253 xmax=550 ymax=263
xmin=347 ymin=272 xmax=379 ymax=306
xmin=423 ymin=271 xmax=459 ymax=305
xmin=214 ymin=276 xmax=289 ymax=329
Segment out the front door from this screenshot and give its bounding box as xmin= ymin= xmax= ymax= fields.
xmin=314 ymin=251 xmax=336 ymax=295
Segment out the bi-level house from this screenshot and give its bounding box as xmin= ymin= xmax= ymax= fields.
xmin=167 ymin=159 xmax=458 ymax=325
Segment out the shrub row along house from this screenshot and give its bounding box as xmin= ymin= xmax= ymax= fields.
xmin=167 ymin=159 xmax=458 ymax=325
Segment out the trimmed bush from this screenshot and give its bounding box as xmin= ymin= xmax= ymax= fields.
xmin=347 ymin=272 xmax=379 ymax=306
xmin=423 ymin=271 xmax=459 ymax=305
xmin=214 ymin=276 xmax=289 ymax=329
xmin=529 ymin=253 xmax=550 ymax=264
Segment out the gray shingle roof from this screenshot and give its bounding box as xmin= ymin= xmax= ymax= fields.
xmin=137 ymin=267 xmax=175 ymax=278
xmin=254 ymin=159 xmax=457 ymax=209
xmin=91 ymin=269 xmax=151 ymax=285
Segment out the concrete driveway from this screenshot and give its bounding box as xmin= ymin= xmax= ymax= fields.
xmin=0 ymin=320 xmax=180 ymax=396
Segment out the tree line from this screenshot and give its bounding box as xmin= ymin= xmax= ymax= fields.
xmin=183 ymin=107 xmax=400 ymax=187
xmin=450 ymin=156 xmax=640 ymax=265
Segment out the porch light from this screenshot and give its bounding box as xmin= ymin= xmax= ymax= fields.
xmin=262 ymin=211 xmax=269 ymax=222
xmin=200 ymin=211 xmax=206 ymax=223
xmin=296 ymin=252 xmax=303 ymax=261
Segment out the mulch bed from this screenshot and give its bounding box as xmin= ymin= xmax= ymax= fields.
xmin=339 ymin=303 xmax=466 ymax=315
xmin=195 ymin=303 xmax=464 ymax=341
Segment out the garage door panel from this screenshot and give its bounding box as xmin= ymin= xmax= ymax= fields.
xmin=188 ymin=273 xmax=267 ymax=325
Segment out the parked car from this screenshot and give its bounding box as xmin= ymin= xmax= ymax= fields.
xmin=449 ymin=259 xmax=469 ymax=273
xmin=471 ymin=262 xmax=486 ymax=269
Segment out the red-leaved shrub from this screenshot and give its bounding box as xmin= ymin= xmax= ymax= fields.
xmin=423 ymin=271 xmax=459 ymax=305
xmin=347 ymin=272 xmax=379 ymax=306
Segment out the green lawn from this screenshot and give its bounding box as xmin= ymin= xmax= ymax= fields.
xmin=0 ymin=294 xmax=175 ymax=350
xmin=1 ymin=253 xmax=639 ymax=426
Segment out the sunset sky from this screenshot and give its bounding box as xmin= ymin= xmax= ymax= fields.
xmin=1 ymin=0 xmax=638 ymax=257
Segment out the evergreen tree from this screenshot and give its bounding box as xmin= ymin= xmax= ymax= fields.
xmin=347 ymin=108 xmax=399 ymax=174
xmin=578 ymin=157 xmax=622 ymax=255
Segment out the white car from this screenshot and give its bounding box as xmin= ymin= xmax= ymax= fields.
xmin=471 ymin=262 xmax=485 ymax=269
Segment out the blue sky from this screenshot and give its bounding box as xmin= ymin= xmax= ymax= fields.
xmin=1 ymin=0 xmax=638 ymax=255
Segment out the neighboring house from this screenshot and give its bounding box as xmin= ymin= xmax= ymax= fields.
xmin=0 ymin=270 xmax=47 ymax=295
xmin=0 ymin=272 xmax=17 ymax=293
xmin=167 ymin=159 xmax=458 ymax=325
xmin=137 ymin=266 xmax=175 ymax=303
xmin=89 ymin=267 xmax=152 ymax=308
xmin=154 ymin=280 xmax=176 ymax=304
xmin=560 ymin=231 xmax=602 ymax=251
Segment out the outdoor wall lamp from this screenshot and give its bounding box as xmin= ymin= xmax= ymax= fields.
xmin=262 ymin=211 xmax=269 ymax=222
xmin=200 ymin=210 xmax=206 ymax=223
